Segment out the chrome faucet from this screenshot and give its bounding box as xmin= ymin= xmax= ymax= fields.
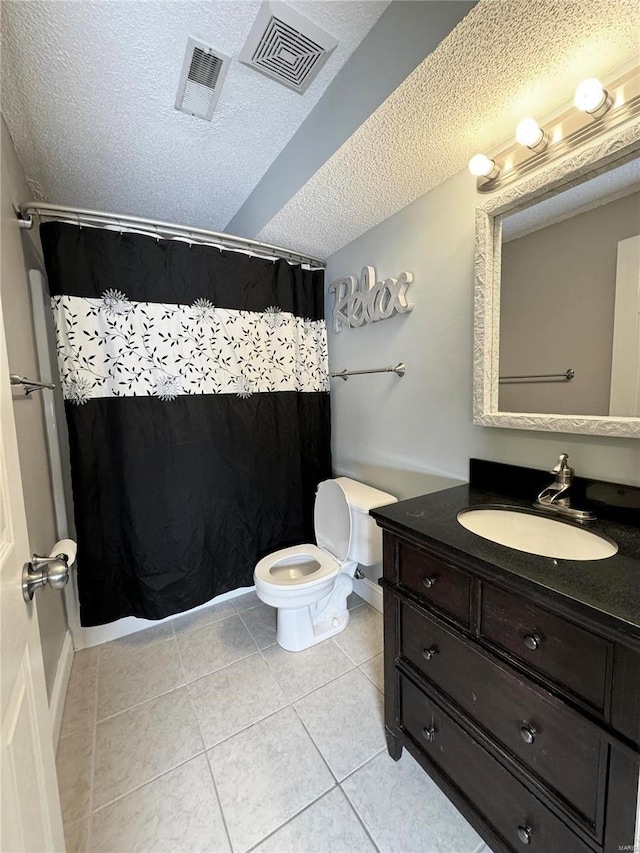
xmin=534 ymin=454 xmax=596 ymax=523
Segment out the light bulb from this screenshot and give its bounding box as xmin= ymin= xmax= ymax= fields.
xmin=468 ymin=154 xmax=499 ymax=179
xmin=515 ymin=118 xmax=547 ymax=152
xmin=574 ymin=78 xmax=610 ymax=118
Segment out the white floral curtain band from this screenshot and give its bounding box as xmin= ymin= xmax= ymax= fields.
xmin=52 ymin=290 xmax=329 ymax=404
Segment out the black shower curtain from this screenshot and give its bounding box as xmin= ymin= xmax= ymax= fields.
xmin=41 ymin=223 xmax=331 ymax=626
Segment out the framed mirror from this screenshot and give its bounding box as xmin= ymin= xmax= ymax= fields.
xmin=473 ymin=121 xmax=640 ymax=438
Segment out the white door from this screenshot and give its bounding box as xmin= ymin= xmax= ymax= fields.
xmin=0 ymin=296 xmax=65 ymax=850
xmin=609 ymin=234 xmax=640 ymax=417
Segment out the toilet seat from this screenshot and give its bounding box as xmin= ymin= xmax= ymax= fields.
xmin=254 ymin=544 xmax=340 ymax=590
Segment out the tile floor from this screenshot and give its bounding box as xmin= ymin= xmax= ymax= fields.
xmin=57 ymin=592 xmax=494 ymax=853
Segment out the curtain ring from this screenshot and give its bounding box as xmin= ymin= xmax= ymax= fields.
xmin=116 ymin=218 xmax=123 ymax=237
xmin=76 ymin=212 xmax=82 ymax=231
xmin=154 ymin=225 xmax=161 ymax=244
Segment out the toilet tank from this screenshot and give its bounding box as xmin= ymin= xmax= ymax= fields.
xmin=335 ymin=477 xmax=397 ymax=566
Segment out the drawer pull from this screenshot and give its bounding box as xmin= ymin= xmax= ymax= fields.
xmin=422 ymin=646 xmax=439 ymax=661
xmin=523 ymin=633 xmax=541 ymax=650
xmin=520 ymin=724 xmax=537 ymax=744
xmin=422 ymin=576 xmax=437 ymax=589
xmin=516 ymin=824 xmax=532 ymax=845
xmin=422 ymin=726 xmax=436 ymax=742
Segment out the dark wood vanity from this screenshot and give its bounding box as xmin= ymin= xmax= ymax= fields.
xmin=372 ymin=461 xmax=640 ymax=853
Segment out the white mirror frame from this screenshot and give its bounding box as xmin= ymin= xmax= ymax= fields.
xmin=473 ymin=119 xmax=640 ymax=438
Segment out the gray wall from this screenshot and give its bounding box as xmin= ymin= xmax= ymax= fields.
xmin=325 ymin=167 xmax=640 ymax=535
xmin=1 ymin=118 xmax=68 ymax=698
xmin=500 ymin=190 xmax=640 ymax=415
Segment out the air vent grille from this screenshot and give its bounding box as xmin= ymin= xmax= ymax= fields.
xmin=189 ymin=48 xmax=223 ymax=88
xmin=175 ymin=38 xmax=230 ymax=121
xmin=240 ymin=2 xmax=337 ymax=94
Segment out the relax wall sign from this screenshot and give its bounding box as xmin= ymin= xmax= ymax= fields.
xmin=328 ymin=266 xmax=414 ymax=333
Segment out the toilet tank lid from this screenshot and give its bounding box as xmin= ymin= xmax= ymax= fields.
xmin=333 ymin=477 xmax=397 ymax=512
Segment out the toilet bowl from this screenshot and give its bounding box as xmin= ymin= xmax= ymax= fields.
xmin=254 ymin=477 xmax=396 ymax=651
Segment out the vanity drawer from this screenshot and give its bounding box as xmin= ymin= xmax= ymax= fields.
xmin=480 ymin=584 xmax=611 ymax=712
xmin=400 ymin=676 xmax=596 ymax=853
xmin=401 ymin=601 xmax=605 ymax=832
xmin=397 ymin=541 xmax=471 ymax=627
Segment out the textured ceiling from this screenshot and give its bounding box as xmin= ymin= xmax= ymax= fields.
xmin=258 ymin=0 xmax=640 ymax=258
xmin=0 ymin=0 xmax=388 ymax=230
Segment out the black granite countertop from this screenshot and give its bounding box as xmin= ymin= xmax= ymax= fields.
xmin=370 ymin=461 xmax=640 ymax=642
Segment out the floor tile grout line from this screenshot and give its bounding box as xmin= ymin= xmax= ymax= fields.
xmin=98 ymin=614 xmax=261 ymax=722
xmin=72 ymin=598 xmax=382 ymax=850
xmin=57 ymin=721 xmax=95 ymax=743
xmin=181 ymin=647 xmax=263 ymax=689
xmin=358 ymin=663 xmax=385 ymax=697
xmin=288 ymin=691 xmax=344 ymax=786
xmin=102 ymin=631 xmax=176 ymax=653
xmin=75 ymin=673 xmax=383 ymax=849
xmin=171 ymin=610 xmax=243 ymax=642
xmin=205 ymin=635 xmax=337 ymax=852
xmin=339 ymin=776 xmax=384 ymax=853
xmin=84 ymin=645 xmax=101 ymax=850
xmin=338 ymin=745 xmax=388 ymax=786
xmin=90 ymin=748 xmax=208 ymax=815
xmin=95 ymin=674 xmax=189 ymax=725
xmin=57 ymin=653 xmax=90 ymax=741
xmin=185 ymin=648 xmax=266 ymax=690
xmin=233 ymin=601 xmax=263 ymax=614
xmin=172 ymin=625 xmax=192 ymax=690
xmin=294 ymin=707 xmax=387 ymax=790
xmin=183 ymin=678 xmax=234 ymax=853
xmin=203 ymin=750 xmax=235 ymax=853
xmin=236 ymin=607 xmax=269 ymax=652
xmin=258 ymin=642 xmax=358 ymax=705
xmin=243 ymin=783 xmax=341 ymax=853
xmin=201 ymin=697 xmax=290 ymax=753
xmin=338 ymin=745 xmax=387 ymax=785
xmin=171 ymin=606 xmax=244 ymax=639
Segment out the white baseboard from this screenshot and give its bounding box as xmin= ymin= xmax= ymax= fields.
xmin=353 ymin=576 xmax=383 ymax=612
xmin=69 ymin=586 xmax=255 ymax=650
xmin=50 ymin=630 xmax=74 ymax=748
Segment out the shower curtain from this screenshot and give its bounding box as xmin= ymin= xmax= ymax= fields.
xmin=41 ymin=222 xmax=331 ymax=626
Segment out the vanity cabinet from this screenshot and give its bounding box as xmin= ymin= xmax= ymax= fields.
xmin=379 ymin=529 xmax=640 ymax=853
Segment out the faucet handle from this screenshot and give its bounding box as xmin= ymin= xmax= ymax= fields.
xmin=551 ymin=453 xmax=573 ymax=482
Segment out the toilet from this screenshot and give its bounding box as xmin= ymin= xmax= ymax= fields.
xmin=254 ymin=477 xmax=396 ymax=651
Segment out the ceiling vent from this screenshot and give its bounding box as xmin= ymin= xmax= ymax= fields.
xmin=240 ymin=2 xmax=337 ymax=94
xmin=175 ymin=37 xmax=231 ymax=120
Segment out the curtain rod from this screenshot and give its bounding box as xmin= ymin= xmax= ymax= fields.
xmin=17 ymin=202 xmax=326 ymax=269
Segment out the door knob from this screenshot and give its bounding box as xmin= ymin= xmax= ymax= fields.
xmin=22 ymin=540 xmax=76 ymax=602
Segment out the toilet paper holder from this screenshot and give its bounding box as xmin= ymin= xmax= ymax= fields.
xmin=22 ymin=539 xmax=77 ymax=602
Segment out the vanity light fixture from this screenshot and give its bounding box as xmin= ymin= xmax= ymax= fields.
xmin=574 ymin=78 xmax=612 ymax=119
xmin=471 ymin=65 xmax=639 ymax=193
xmin=515 ymin=117 xmax=548 ymax=152
xmin=468 ymin=154 xmax=500 ymax=180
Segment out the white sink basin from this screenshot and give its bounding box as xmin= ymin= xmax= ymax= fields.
xmin=457 ymin=507 xmax=618 ymax=561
